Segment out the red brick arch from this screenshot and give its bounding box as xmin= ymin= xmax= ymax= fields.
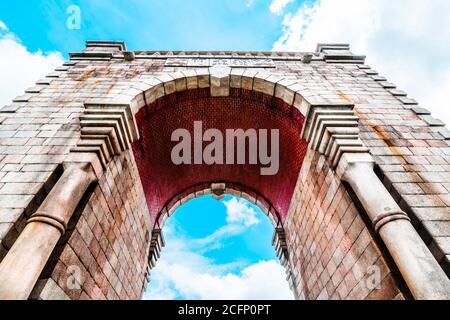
xmin=155 ymin=182 xmax=281 ymax=229
xmin=131 ymin=86 xmax=309 ymax=226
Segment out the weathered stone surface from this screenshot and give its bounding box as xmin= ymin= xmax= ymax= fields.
xmin=423 ymin=221 xmax=450 ymax=237
xmin=0 ymin=42 xmax=448 ymax=300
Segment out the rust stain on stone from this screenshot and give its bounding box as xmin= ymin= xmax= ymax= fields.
xmin=105 ymin=83 xmax=115 ymax=95
xmin=354 ymin=107 xmax=403 ymax=158
xmin=71 ymin=69 xmax=98 ymax=91
xmin=373 ymin=126 xmax=394 ymax=147
xmin=97 ymin=66 xmax=110 ymax=76
xmin=337 ymin=90 xmax=354 ymax=104
xmin=372 ymin=125 xmax=402 ymax=157
xmin=92 ymin=79 xmax=101 ymax=90
xmin=77 ymin=69 xmax=96 ymax=82
xmin=353 ymin=107 xmax=369 ymax=120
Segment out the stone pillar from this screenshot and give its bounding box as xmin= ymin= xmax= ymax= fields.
xmin=301 ymin=101 xmax=450 ymax=300
xmin=337 ymin=153 xmax=450 ymax=300
xmin=273 ymin=228 xmax=299 ymax=300
xmin=0 ymin=163 xmax=96 ymax=300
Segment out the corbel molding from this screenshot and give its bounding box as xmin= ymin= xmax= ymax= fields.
xmin=302 ymin=104 xmax=370 ymax=168
xmin=70 ymin=103 xmax=139 ymax=171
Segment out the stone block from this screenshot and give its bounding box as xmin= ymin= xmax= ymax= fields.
xmin=436 ymin=127 xmax=450 ymax=140
xmin=419 ymin=183 xmax=447 ymax=194
xmin=419 ymin=171 xmax=450 ymax=183
xmin=397 ymin=96 xmax=418 ymax=105
xmin=31 ymin=278 xmax=71 ymax=300
xmin=420 ymin=115 xmax=445 ymax=127
xmin=423 ymin=221 xmax=450 ymax=237
xmin=393 ymin=183 xmax=423 ymax=195
xmin=253 ymin=73 xmax=275 ymax=96
xmin=404 ymin=194 xmax=446 ymax=207
xmin=0 ymin=194 xmax=33 ymax=209
xmin=0 ymin=183 xmax=42 ymax=195
xmin=412 ymin=107 xmax=431 ymax=115
xmin=434 ymin=237 xmax=450 ymax=255
xmin=209 ymin=66 xmax=230 ymax=97
xmin=384 ymin=172 xmax=423 ymax=183
xmin=230 ymin=69 xmax=243 ymax=89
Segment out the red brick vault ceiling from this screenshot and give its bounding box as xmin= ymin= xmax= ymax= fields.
xmin=132 ymin=88 xmax=308 ymax=225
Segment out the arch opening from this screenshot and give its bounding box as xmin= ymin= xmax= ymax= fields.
xmin=143 ymin=193 xmax=296 ymax=300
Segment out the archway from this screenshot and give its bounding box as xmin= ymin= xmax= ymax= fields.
xmin=143 ymin=194 xmax=296 ymax=300
xmin=131 ymin=87 xmax=308 ymax=227
xmin=0 ymin=61 xmax=448 ymax=300
xmin=129 ymin=75 xmax=309 ymax=297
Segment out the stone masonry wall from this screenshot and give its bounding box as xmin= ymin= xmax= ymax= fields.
xmin=284 ymin=148 xmax=408 ymax=300
xmin=0 ymin=42 xmax=448 ymax=299
xmin=30 ymin=149 xmax=152 ymax=300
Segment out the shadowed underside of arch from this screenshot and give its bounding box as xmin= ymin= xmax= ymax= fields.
xmin=131 ymin=88 xmax=309 ymax=225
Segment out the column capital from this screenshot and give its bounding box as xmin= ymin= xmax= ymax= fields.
xmin=69 ymin=102 xmax=139 ymax=177
xmin=335 ymin=152 xmax=374 ymax=180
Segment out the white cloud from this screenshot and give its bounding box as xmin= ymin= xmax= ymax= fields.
xmin=174 ymin=197 xmax=262 ymax=253
xmin=145 ymin=259 xmax=293 ymax=300
xmin=144 ymin=213 xmax=294 ymax=300
xmin=273 ymin=0 xmax=450 ymax=126
xmin=223 ymin=197 xmax=260 ymax=227
xmin=269 ymin=0 xmax=294 ymax=15
xmin=145 ymin=243 xmax=293 ymax=301
xmin=0 ymin=20 xmax=64 ymax=107
xmin=192 ymin=224 xmax=245 ymax=252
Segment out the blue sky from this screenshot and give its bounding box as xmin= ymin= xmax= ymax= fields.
xmin=162 ymin=196 xmax=276 ymax=266
xmin=144 ymin=195 xmax=293 ymax=300
xmin=1 ymin=0 xmax=449 ymax=126
xmin=0 ymin=0 xmax=449 ymax=300
xmin=0 ymin=0 xmax=296 ymax=56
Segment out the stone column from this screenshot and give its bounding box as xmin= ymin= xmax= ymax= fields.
xmin=0 ymin=163 xmax=96 ymax=300
xmin=301 ymin=101 xmax=450 ymax=300
xmin=337 ymin=153 xmax=450 ymax=300
xmin=273 ymin=228 xmax=300 ymax=300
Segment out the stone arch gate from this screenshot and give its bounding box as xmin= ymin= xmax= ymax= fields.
xmin=0 ymin=41 xmax=449 ymax=300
